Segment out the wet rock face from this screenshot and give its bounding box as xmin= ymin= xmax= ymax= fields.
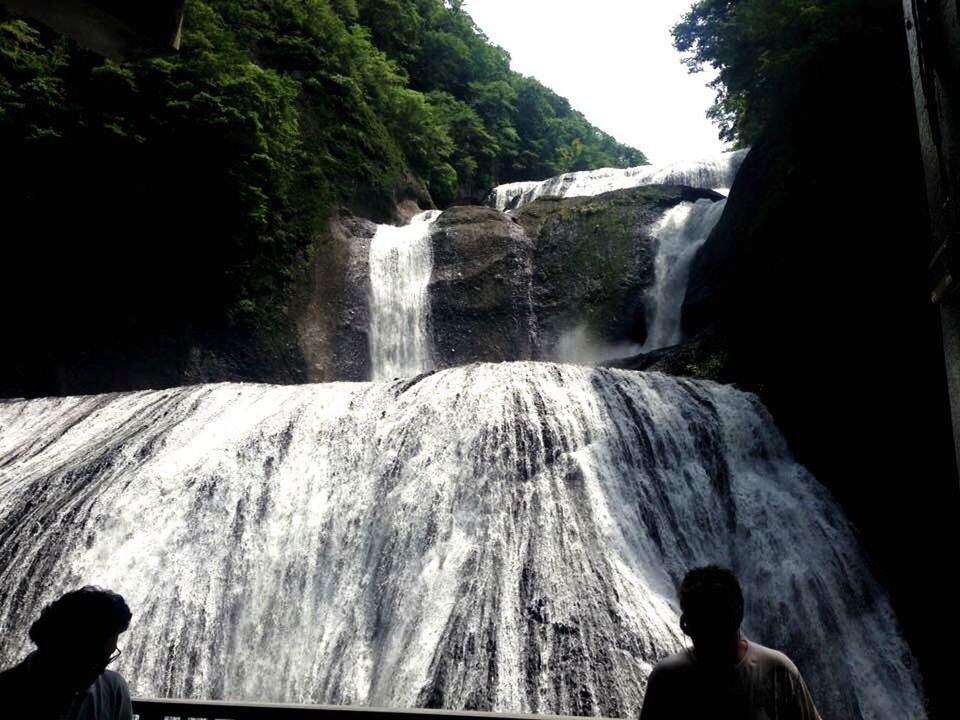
xmin=427 ymin=186 xmax=723 ymax=368
xmin=603 ymin=329 xmax=732 ymax=383
xmin=519 ymin=196 xmax=654 ymax=355
xmin=429 ymin=206 xmax=536 ymax=366
xmin=517 ymin=185 xmax=722 ymax=358
xmin=296 ymin=213 xmax=376 ymax=382
xmin=294 ymin=185 xmax=723 ymax=380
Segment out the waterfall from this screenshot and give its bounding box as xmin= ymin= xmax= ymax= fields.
xmin=0 ymin=364 xmax=925 ymax=719
xmin=368 ymin=210 xmax=441 ymax=380
xmin=489 ymin=180 xmax=542 ymax=214
xmin=489 ymin=149 xmax=749 ymax=212
xmin=642 ymin=199 xmax=727 ymax=351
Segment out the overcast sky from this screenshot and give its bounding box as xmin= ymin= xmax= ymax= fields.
xmin=463 ymin=0 xmax=728 ymax=165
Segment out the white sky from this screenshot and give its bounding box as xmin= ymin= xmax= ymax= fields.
xmin=463 ymin=0 xmax=729 ymax=165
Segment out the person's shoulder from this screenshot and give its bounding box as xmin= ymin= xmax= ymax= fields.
xmin=100 ymin=669 xmax=131 ymax=696
xmin=747 ymin=641 xmax=802 ymax=676
xmin=650 ymin=648 xmax=697 ymax=676
xmin=91 ymin=670 xmax=132 ymax=719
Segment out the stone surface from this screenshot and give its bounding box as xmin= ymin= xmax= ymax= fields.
xmin=516 ymin=185 xmax=722 ymax=357
xmin=295 ymin=212 xmax=376 ymax=382
xmin=428 ymin=205 xmax=536 ymax=367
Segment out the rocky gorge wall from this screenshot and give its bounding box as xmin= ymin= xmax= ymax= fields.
xmin=294 ymin=185 xmax=721 ymax=383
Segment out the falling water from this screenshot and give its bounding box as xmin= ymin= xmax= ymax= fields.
xmin=642 ymin=199 xmax=727 ymax=351
xmin=368 ymin=210 xmax=441 ymax=380
xmin=489 ymin=149 xmax=749 ymax=212
xmin=0 ymin=364 xmax=925 ymax=719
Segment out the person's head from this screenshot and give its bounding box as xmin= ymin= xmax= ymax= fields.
xmin=29 ymin=586 xmax=131 ymax=691
xmin=678 ymin=565 xmax=744 ymax=653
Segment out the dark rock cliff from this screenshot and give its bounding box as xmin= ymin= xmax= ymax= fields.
xmin=429 ymin=206 xmax=536 ymax=367
xmin=296 ymin=213 xmax=376 ymax=383
xmin=516 ymin=186 xmax=721 ymax=357
xmin=675 ymin=69 xmax=959 ymax=720
xmin=425 ymin=185 xmax=722 ymax=370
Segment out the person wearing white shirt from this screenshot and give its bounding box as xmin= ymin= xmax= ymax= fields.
xmin=0 ymin=586 xmax=133 ymax=720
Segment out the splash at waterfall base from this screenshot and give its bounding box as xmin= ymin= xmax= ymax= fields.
xmin=0 ymin=364 xmax=925 ymax=719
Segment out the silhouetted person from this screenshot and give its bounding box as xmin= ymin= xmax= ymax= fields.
xmin=639 ymin=566 xmax=821 ymax=720
xmin=0 ymin=586 xmax=133 ymax=720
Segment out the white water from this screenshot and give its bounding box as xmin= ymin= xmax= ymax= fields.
xmin=642 ymin=199 xmax=727 ymax=351
xmin=489 ymin=149 xmax=748 ymax=211
xmin=368 ymin=210 xmax=441 ymax=380
xmin=0 ymin=364 xmax=925 ymax=719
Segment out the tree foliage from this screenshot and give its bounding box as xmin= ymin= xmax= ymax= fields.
xmin=672 ymin=0 xmax=900 ymax=146
xmin=0 ymin=0 xmax=645 ymax=344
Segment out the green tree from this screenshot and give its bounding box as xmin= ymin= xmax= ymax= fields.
xmin=672 ymin=0 xmax=894 ymax=146
xmin=1 ymin=0 xmax=647 ymax=361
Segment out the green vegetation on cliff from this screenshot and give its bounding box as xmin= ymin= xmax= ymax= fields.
xmin=0 ymin=0 xmax=645 ymax=350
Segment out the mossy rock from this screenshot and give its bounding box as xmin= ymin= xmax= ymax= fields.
xmin=516 ymin=185 xmax=721 ymax=352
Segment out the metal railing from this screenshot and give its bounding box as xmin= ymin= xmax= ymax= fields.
xmin=132 ymin=698 xmax=601 ymax=720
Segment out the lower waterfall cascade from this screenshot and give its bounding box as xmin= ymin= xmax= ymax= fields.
xmin=0 ymin=363 xmax=926 ymax=719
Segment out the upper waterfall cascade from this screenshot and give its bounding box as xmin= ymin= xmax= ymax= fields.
xmin=642 ymin=199 xmax=728 ymax=352
xmin=0 ymin=364 xmax=925 ymax=719
xmin=368 ymin=210 xmax=441 ymax=380
xmin=489 ymin=149 xmax=749 ymax=212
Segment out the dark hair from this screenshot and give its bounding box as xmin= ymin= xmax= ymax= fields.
xmin=679 ymin=565 xmax=744 ymax=631
xmin=29 ymin=586 xmax=132 ymax=650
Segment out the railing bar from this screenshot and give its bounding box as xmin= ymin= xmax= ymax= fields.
xmin=132 ymin=699 xmax=615 ymax=720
